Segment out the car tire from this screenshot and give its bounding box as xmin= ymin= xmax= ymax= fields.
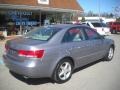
xmin=103 ymin=46 xmax=114 ymax=61
xmin=110 ymin=29 xmax=114 ymax=34
xmin=53 ymin=59 xmax=73 ymax=84
xmin=111 ymin=29 xmax=117 ymax=34
xmin=114 ymin=30 xmax=117 ymax=34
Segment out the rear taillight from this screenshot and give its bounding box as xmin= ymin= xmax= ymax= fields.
xmin=18 ymin=50 xmax=44 ymax=58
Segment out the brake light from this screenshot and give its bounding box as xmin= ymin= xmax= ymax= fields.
xmin=18 ymin=50 xmax=44 ymax=58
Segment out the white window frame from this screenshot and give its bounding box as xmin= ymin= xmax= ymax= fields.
xmin=38 ymin=0 xmax=49 ymax=5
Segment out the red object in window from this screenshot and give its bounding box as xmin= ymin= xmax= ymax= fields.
xmin=69 ymin=29 xmax=80 ymax=34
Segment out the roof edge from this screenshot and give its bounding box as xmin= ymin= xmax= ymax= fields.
xmin=0 ymin=4 xmax=84 ymax=13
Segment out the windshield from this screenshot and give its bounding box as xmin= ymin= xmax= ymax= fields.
xmin=24 ymin=27 xmax=61 ymax=41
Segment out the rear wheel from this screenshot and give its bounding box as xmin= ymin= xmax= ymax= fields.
xmin=110 ymin=29 xmax=113 ymax=34
xmin=111 ymin=29 xmax=117 ymax=34
xmin=113 ymin=30 xmax=117 ymax=34
xmin=114 ymin=30 xmax=117 ymax=34
xmin=53 ymin=59 xmax=73 ymax=84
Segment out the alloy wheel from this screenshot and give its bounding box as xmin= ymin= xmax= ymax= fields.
xmin=108 ymin=47 xmax=114 ymax=60
xmin=58 ymin=62 xmax=72 ymax=80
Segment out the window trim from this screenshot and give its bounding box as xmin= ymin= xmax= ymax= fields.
xmin=83 ymin=27 xmax=102 ymax=40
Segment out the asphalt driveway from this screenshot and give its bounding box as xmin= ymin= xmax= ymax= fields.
xmin=0 ymin=34 xmax=120 ymax=90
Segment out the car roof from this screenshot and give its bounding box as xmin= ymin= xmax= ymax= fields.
xmin=45 ymin=24 xmax=87 ymax=29
xmin=82 ymin=21 xmax=103 ymax=23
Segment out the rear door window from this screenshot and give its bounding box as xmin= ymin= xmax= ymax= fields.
xmin=62 ymin=27 xmax=85 ymax=42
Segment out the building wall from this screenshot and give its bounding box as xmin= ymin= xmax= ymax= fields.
xmin=0 ymin=0 xmax=83 ymax=11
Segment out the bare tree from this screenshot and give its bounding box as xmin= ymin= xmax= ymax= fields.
xmin=87 ymin=11 xmax=94 ymax=16
xmin=114 ymin=6 xmax=120 ymax=18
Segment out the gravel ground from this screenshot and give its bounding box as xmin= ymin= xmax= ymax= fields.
xmin=0 ymin=34 xmax=120 ymax=90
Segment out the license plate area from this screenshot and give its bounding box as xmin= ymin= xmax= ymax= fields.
xmin=8 ymin=49 xmax=18 ymax=56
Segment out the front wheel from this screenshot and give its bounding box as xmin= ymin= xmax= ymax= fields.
xmin=111 ymin=29 xmax=117 ymax=34
xmin=103 ymin=46 xmax=114 ymax=61
xmin=53 ymin=59 xmax=73 ymax=84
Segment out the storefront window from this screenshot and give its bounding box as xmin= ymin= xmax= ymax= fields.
xmin=0 ymin=10 xmax=40 ymax=36
xmin=0 ymin=9 xmax=73 ymax=36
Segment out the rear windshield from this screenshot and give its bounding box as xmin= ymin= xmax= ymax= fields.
xmin=24 ymin=27 xmax=61 ymax=41
xmin=92 ymin=23 xmax=102 ymax=27
xmin=101 ymin=23 xmax=108 ymax=27
xmin=92 ymin=22 xmax=107 ymax=27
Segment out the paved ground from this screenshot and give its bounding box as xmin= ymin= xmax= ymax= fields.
xmin=0 ymin=34 xmax=120 ymax=90
xmin=0 ymin=42 xmax=4 ymax=65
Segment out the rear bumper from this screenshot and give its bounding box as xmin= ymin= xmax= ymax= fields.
xmin=104 ymin=32 xmax=111 ymax=35
xmin=3 ymin=55 xmax=52 ymax=78
xmin=96 ymin=28 xmax=111 ymax=35
xmin=98 ymin=31 xmax=111 ymax=36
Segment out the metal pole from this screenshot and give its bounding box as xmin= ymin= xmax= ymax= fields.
xmin=39 ymin=10 xmax=41 ymax=26
xmin=20 ymin=11 xmax=22 ymax=35
xmin=98 ymin=0 xmax=101 ymax=19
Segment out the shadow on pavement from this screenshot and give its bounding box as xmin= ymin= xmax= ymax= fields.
xmin=9 ymin=71 xmax=55 ymax=85
xmin=111 ymin=33 xmax=120 ymax=35
xmin=9 ymin=59 xmax=106 ymax=85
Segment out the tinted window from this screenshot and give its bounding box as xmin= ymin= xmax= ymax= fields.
xmin=92 ymin=22 xmax=108 ymax=27
xmin=92 ymin=23 xmax=102 ymax=27
xmin=62 ymin=27 xmax=84 ymax=42
xmin=114 ymin=22 xmax=120 ymax=25
xmin=24 ymin=27 xmax=61 ymax=41
xmin=84 ymin=28 xmax=101 ymax=40
xmin=101 ymin=23 xmax=108 ymax=27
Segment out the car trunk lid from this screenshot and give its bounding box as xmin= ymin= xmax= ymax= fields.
xmin=5 ymin=37 xmax=46 ymax=61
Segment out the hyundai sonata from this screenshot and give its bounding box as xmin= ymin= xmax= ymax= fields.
xmin=3 ymin=24 xmax=115 ymax=83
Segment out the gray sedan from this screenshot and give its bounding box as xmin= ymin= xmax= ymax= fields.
xmin=3 ymin=24 xmax=115 ymax=83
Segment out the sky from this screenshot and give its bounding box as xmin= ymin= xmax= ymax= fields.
xmin=77 ymin=0 xmax=120 ymax=14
